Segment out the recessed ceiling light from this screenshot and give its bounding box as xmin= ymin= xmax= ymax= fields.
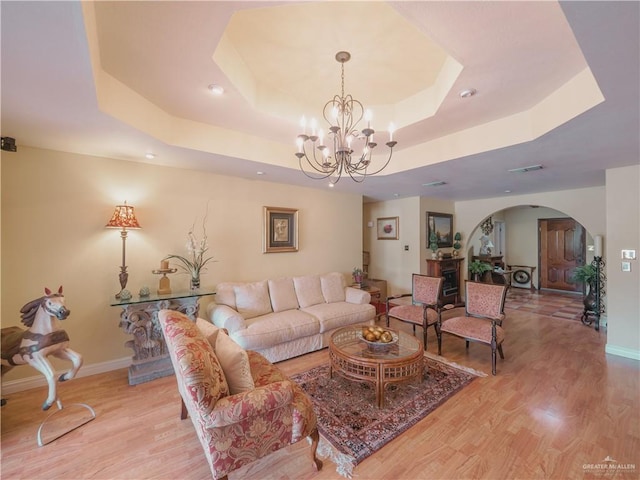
xmin=459 ymin=88 xmax=477 ymax=98
xmin=328 ymin=183 xmax=334 ymax=188
xmin=504 ymin=190 xmax=511 ymax=193
xmin=393 ymin=193 xmax=399 ymax=198
xmin=208 ymin=84 xmax=224 ymax=95
xmin=256 ymin=171 xmax=264 ymax=175
xmin=508 ymin=164 xmax=543 ymax=173
xmin=422 ymin=181 xmax=447 ymax=187
xmin=145 ymin=153 xmax=156 ymax=159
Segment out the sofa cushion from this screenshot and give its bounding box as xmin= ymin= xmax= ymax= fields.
xmin=293 ymin=275 xmax=325 ymax=308
xmin=230 ymin=310 xmax=320 ymax=351
xmin=214 ymin=282 xmax=245 ymax=310
xmin=234 ymin=281 xmax=273 ymax=319
xmin=321 ymin=272 xmax=346 ymax=303
xmin=268 ymin=277 xmax=299 ymax=312
xmin=301 ymin=302 xmax=376 ymax=333
xmin=159 ymin=310 xmax=230 ymax=415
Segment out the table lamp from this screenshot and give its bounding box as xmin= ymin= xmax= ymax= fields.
xmin=106 ymin=201 xmax=141 ymax=299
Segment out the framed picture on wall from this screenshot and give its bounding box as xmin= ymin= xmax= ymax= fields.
xmin=427 ymin=212 xmax=453 ymax=248
xmin=377 ymin=217 xmax=399 ymax=240
xmin=263 ymin=206 xmax=298 ymax=253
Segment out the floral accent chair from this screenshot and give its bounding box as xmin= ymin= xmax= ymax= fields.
xmin=158 ymin=310 xmax=322 ymax=480
xmin=437 ymin=281 xmax=508 ymax=375
xmin=386 ymin=274 xmax=443 ymax=349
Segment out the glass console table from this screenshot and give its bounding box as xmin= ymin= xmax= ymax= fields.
xmin=110 ymin=289 xmax=215 ymax=385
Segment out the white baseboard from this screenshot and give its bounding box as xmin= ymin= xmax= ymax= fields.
xmin=605 ymin=344 xmax=640 ymax=361
xmin=1 ymin=357 xmax=131 ymax=395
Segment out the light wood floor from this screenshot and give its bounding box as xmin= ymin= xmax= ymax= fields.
xmin=1 ymin=305 xmax=638 ymax=480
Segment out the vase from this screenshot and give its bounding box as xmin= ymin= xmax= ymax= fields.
xmin=190 ymin=275 xmax=200 ymax=290
xmin=583 ymin=282 xmax=597 ymax=312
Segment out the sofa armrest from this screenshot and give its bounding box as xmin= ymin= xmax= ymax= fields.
xmin=345 ymin=287 xmax=371 ymax=304
xmin=206 ymin=303 xmax=246 ymax=333
xmin=204 ymin=380 xmax=294 ymax=428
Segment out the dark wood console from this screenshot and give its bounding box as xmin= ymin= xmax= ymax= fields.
xmin=425 ymin=257 xmax=464 ymax=304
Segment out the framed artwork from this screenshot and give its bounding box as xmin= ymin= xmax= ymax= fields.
xmin=427 ymin=212 xmax=453 ymax=248
xmin=377 ymin=217 xmax=399 ymax=240
xmin=263 ymin=206 xmax=298 ymax=253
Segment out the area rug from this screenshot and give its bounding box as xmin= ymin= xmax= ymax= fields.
xmin=290 ymin=353 xmax=482 ymax=477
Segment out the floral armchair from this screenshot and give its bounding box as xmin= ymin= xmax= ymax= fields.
xmin=158 ymin=310 xmax=322 ymax=480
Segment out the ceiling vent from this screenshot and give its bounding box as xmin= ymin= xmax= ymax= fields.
xmin=508 ymin=164 xmax=543 ymax=173
xmin=422 ymin=181 xmax=447 ymax=187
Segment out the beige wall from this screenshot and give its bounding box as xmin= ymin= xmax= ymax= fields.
xmin=363 ymin=197 xmax=421 ymax=295
xmin=605 ymin=165 xmax=640 ymax=358
xmin=1 ymin=147 xmax=363 ymax=382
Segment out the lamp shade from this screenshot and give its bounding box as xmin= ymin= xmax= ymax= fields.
xmin=106 ymin=202 xmax=141 ymax=229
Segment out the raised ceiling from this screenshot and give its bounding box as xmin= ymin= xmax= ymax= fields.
xmin=1 ymin=1 xmax=638 ymax=202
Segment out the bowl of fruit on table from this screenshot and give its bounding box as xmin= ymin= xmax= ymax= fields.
xmin=359 ymin=326 xmax=398 ymax=349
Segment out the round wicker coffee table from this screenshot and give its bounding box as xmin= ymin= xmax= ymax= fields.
xmin=329 ymin=325 xmax=424 ymax=408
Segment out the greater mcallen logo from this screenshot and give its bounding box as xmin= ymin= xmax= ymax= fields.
xmin=583 ymin=456 xmax=636 ymax=474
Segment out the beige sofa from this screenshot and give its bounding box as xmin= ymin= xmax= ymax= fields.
xmin=206 ymin=272 xmax=375 ymax=362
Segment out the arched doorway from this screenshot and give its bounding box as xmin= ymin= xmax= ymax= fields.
xmin=465 ymin=205 xmax=595 ymax=293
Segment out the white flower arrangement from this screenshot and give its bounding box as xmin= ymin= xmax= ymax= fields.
xmin=165 ymin=209 xmax=215 ymax=288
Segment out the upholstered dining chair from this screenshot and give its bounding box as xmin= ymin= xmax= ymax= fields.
xmin=437 ymin=281 xmax=508 ymax=375
xmin=386 ymin=274 xmax=443 ymax=349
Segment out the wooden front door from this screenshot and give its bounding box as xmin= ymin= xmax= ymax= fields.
xmin=539 ymin=218 xmax=584 ymax=292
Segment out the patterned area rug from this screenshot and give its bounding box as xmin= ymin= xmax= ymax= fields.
xmin=290 ymin=354 xmax=480 ymax=477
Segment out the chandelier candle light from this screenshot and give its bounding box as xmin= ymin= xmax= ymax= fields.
xmin=106 ymin=201 xmax=141 ymax=299
xmin=295 ymin=51 xmax=397 ymax=184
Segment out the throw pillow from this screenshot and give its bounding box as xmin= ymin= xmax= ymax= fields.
xmin=158 ymin=310 xmax=230 ymax=414
xmin=234 ymin=280 xmax=273 ymax=319
xmin=268 ymin=277 xmax=299 ymax=312
xmin=196 ymin=317 xmax=220 ymax=347
xmin=293 ymin=275 xmax=325 ymax=308
xmin=321 ymin=272 xmax=346 ymax=303
xmin=215 ymin=331 xmax=255 ymax=395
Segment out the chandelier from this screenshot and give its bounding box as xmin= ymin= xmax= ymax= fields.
xmin=295 ymin=51 xmax=397 ymax=184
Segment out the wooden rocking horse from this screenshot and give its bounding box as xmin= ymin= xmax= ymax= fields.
xmin=1 ymin=286 xmax=95 ymax=445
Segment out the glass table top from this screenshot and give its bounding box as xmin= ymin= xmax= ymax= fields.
xmin=110 ymin=288 xmax=215 ymax=307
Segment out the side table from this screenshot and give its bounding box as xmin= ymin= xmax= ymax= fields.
xmin=354 ymin=285 xmax=384 ymax=319
xmin=110 ymin=289 xmax=215 ymax=385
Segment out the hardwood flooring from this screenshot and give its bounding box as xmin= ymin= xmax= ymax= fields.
xmin=1 ymin=300 xmax=638 ymax=480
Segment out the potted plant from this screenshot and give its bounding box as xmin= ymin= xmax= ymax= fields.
xmin=453 ymin=232 xmax=462 ymax=257
xmin=429 ymin=232 xmax=439 ymax=259
xmin=352 ymin=267 xmax=364 ymax=285
xmin=571 ymin=264 xmax=598 ymax=311
xmin=468 ymin=260 xmax=492 ymax=282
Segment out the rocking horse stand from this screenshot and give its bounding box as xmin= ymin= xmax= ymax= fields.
xmin=37 ymin=399 xmax=96 ymax=446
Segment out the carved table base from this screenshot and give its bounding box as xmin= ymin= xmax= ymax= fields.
xmin=112 ymin=291 xmax=214 ymax=385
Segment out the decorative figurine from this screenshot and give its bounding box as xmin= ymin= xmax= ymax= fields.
xmin=1 ymin=287 xmax=82 ymax=410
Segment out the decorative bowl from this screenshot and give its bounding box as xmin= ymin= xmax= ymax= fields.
xmin=358 ymin=329 xmax=399 ymax=349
